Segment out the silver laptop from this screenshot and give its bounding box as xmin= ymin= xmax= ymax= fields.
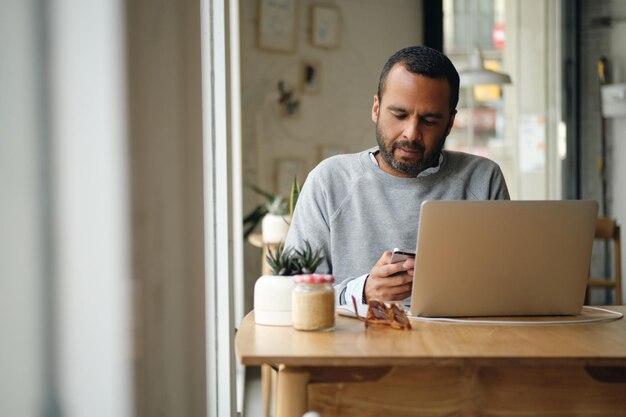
xmin=410 ymin=200 xmax=599 ymax=317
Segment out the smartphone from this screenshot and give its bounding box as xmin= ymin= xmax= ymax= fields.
xmin=390 ymin=248 xmax=416 ymax=264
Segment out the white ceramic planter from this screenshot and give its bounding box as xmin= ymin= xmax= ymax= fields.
xmin=254 ymin=274 xmax=295 ymax=326
xmin=262 ymin=213 xmax=291 ymax=243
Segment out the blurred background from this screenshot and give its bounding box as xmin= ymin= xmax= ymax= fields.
xmin=2 ymin=0 xmax=625 ymax=416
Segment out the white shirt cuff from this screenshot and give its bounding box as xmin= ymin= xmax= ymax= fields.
xmin=342 ymin=273 xmax=369 ymax=305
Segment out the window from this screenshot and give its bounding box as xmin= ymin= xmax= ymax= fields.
xmin=443 ymin=0 xmax=564 ymax=200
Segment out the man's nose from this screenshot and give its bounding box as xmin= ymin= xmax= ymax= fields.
xmin=402 ymin=118 xmax=421 ymax=140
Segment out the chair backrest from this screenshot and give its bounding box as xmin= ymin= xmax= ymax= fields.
xmin=595 ymin=218 xmax=619 ymax=240
xmin=588 ymin=218 xmax=622 ymax=305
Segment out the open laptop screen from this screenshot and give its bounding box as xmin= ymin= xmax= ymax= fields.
xmin=410 ymin=200 xmax=598 ymax=317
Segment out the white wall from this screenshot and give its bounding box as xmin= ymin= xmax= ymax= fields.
xmin=240 ymin=0 xmax=424 ymax=312
xmin=0 ymin=0 xmax=44 ymax=415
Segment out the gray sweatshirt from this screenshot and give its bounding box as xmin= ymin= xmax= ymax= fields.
xmin=285 ymin=146 xmax=510 ymax=305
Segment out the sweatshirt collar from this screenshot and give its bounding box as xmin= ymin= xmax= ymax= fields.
xmin=369 ymin=149 xmax=444 ymax=178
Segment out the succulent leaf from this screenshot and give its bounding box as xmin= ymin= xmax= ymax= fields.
xmin=289 ymin=176 xmax=300 ymax=217
xmin=265 ymin=240 xmax=324 ymax=275
xmin=295 ymin=240 xmax=324 ymax=274
xmin=266 ymin=243 xmax=297 ymax=276
xmin=265 ymin=196 xmax=289 ymax=216
xmin=243 ymin=183 xmax=290 ymax=237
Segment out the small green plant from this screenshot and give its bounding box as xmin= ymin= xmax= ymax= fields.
xmin=265 ymin=240 xmax=324 ymax=276
xmin=243 ymin=177 xmax=301 ymax=239
xmin=265 ymin=243 xmax=298 ymax=276
xmin=266 ymin=196 xmax=289 ymax=215
xmin=289 ymin=176 xmax=300 ymax=218
xmin=295 ymin=240 xmax=324 ymax=274
xmin=243 ymin=184 xmax=287 ymax=239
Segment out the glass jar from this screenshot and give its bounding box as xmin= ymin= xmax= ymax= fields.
xmin=292 ymin=274 xmax=335 ymax=331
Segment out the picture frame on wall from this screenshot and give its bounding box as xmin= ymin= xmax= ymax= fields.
xmin=258 ymin=0 xmax=298 ymax=53
xmin=275 ymin=158 xmax=305 ymax=196
xmin=311 ymin=5 xmax=340 ymax=48
xmin=300 ymin=60 xmax=321 ymax=94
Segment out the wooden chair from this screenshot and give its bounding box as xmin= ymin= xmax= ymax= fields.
xmin=587 ymin=218 xmax=622 ymax=305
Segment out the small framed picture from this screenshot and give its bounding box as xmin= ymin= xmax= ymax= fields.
xmin=319 ymin=145 xmax=346 ymax=161
xmin=275 ymin=158 xmax=305 ymax=196
xmin=311 ymin=5 xmax=340 ymax=48
xmin=301 ymin=60 xmax=321 ymax=94
xmin=258 ymin=0 xmax=298 ymax=53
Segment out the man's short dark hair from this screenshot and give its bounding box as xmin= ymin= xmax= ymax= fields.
xmin=377 ymin=46 xmax=460 ymax=112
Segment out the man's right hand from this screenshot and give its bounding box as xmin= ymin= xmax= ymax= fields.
xmin=363 ymin=250 xmax=414 ymax=302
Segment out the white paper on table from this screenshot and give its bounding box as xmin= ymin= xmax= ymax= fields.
xmin=336 ymin=302 xmax=369 ymax=319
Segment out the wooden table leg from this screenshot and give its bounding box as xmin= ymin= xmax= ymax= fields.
xmin=261 ymin=364 xmax=272 ymax=417
xmin=271 ymin=367 xmax=278 ymax=415
xmin=276 ymin=366 xmax=310 ymax=417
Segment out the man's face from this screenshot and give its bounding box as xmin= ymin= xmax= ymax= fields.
xmin=372 ymin=65 xmax=456 ymax=177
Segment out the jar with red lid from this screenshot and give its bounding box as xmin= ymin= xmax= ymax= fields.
xmin=292 ymin=274 xmax=335 ymax=331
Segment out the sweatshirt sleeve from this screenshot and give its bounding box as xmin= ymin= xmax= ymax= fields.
xmin=285 ymin=163 xmax=367 ymax=305
xmin=284 ymin=166 xmax=333 ymax=275
xmin=491 ymin=165 xmax=511 ymax=200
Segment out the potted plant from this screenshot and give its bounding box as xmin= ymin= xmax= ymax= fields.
xmin=261 ymin=196 xmax=290 ymax=244
xmin=243 ymin=178 xmax=300 ymax=243
xmin=290 ymin=241 xmax=335 ymax=331
xmin=253 ymin=240 xmax=323 ymax=326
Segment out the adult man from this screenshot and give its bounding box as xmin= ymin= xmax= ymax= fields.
xmin=285 ymin=46 xmax=509 ymax=305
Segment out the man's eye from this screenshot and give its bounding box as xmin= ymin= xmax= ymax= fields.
xmin=393 ymin=113 xmax=407 ymax=120
xmin=422 ymin=119 xmax=438 ymax=126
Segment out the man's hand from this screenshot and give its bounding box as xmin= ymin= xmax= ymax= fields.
xmin=363 ymin=250 xmax=414 ymax=302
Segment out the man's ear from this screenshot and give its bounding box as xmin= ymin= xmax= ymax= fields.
xmin=445 ymin=109 xmax=457 ymax=136
xmin=371 ymin=95 xmax=380 ymax=123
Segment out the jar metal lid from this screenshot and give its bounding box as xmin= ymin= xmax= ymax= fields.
xmin=292 ymin=273 xmax=335 ymax=284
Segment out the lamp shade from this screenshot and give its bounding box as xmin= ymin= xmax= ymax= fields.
xmin=459 ymin=47 xmax=512 ymax=87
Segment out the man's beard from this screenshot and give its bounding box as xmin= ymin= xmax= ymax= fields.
xmin=375 ymin=123 xmax=446 ymax=176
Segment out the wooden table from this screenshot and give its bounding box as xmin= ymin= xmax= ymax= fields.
xmin=236 ymin=307 xmax=626 ymax=417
